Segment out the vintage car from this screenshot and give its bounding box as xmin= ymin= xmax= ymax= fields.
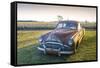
xmin=37 ymin=20 xmax=85 ymax=56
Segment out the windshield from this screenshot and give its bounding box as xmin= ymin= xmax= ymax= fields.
xmin=56 ymin=22 xmax=77 ymax=29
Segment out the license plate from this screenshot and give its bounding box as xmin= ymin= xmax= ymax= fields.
xmin=46 ymin=48 xmax=59 ymax=51
xmin=46 ymin=48 xmax=59 ymax=54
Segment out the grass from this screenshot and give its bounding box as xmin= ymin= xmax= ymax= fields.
xmin=17 ymin=30 xmax=97 ymax=65
xmin=17 ymin=30 xmax=52 ymax=48
xmin=81 ymin=22 xmax=96 ymax=27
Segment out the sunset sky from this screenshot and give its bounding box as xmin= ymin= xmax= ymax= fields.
xmin=17 ymin=3 xmax=96 ymax=22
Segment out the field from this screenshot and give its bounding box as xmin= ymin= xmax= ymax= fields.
xmin=17 ymin=22 xmax=57 ymax=30
xmin=17 ymin=21 xmax=96 ymax=30
xmin=17 ymin=30 xmax=97 ymax=65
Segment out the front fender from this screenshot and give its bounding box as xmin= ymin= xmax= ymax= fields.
xmin=39 ymin=32 xmax=51 ymax=43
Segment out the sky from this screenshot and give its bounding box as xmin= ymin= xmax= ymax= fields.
xmin=17 ymin=3 xmax=96 ymax=22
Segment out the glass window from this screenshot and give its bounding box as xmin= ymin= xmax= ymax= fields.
xmin=56 ymin=23 xmax=63 ymax=29
xmin=56 ymin=21 xmax=77 ymax=30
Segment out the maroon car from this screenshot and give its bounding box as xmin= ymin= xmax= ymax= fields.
xmin=37 ymin=20 xmax=85 ymax=56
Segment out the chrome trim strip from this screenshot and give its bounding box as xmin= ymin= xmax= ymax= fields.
xmin=63 ymin=45 xmax=71 ymax=48
xmin=37 ymin=47 xmax=45 ymax=51
xmin=46 ymin=42 xmax=63 ymax=45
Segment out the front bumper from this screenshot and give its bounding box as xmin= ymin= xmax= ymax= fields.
xmin=38 ymin=41 xmax=74 ymax=56
xmin=37 ymin=47 xmax=74 ymax=55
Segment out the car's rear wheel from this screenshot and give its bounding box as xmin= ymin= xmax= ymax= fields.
xmin=73 ymin=42 xmax=79 ymax=54
xmin=76 ymin=42 xmax=79 ymax=49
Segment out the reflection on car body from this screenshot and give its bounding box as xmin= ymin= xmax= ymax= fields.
xmin=37 ymin=20 xmax=85 ymax=56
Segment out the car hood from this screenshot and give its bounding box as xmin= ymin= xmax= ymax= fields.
xmin=47 ymin=29 xmax=77 ymax=44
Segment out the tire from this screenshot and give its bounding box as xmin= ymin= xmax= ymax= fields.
xmin=76 ymin=42 xmax=79 ymax=49
xmin=73 ymin=42 xmax=79 ymax=54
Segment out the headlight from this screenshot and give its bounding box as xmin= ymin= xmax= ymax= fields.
xmin=68 ymin=38 xmax=73 ymax=46
xmin=39 ymin=38 xmax=42 ymax=42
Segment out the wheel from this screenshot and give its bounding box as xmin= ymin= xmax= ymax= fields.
xmin=73 ymin=42 xmax=79 ymax=54
xmin=76 ymin=42 xmax=79 ymax=49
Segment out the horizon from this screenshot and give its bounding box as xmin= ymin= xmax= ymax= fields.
xmin=17 ymin=20 xmax=96 ymax=23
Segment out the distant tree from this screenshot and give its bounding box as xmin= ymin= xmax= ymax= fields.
xmin=85 ymin=20 xmax=88 ymax=24
xmin=57 ymin=15 xmax=63 ymax=21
